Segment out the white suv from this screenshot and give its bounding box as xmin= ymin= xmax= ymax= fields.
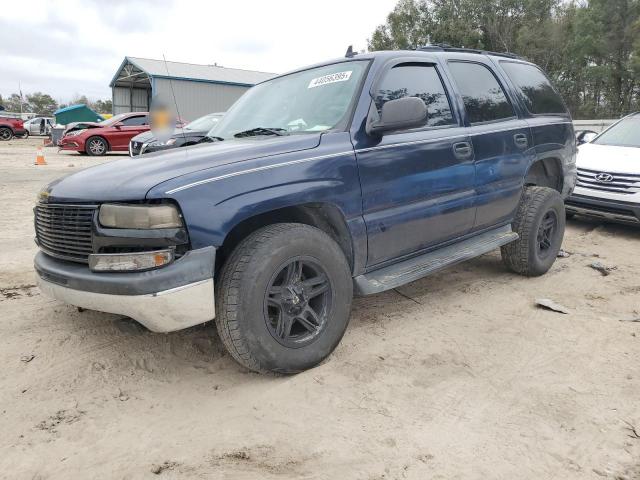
xmin=566 ymin=113 xmax=640 ymax=225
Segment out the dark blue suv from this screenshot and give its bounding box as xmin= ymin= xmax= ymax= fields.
xmin=34 ymin=47 xmax=576 ymax=373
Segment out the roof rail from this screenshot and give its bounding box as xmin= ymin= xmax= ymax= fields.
xmin=416 ymin=44 xmax=522 ymax=60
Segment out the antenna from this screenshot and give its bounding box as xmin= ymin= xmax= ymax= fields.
xmin=161 ymin=54 xmax=188 ymax=147
xmin=345 ymin=45 xmax=356 ymax=58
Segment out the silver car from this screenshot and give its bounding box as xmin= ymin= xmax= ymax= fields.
xmin=24 ymin=117 xmax=54 ymax=136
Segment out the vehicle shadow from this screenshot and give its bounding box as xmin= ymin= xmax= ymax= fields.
xmin=567 ymin=216 xmax=640 ymax=240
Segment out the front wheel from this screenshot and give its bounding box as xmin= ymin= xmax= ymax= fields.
xmin=501 ymin=186 xmax=566 ymax=277
xmin=216 ymin=223 xmax=353 ymax=374
xmin=86 ymin=136 xmax=108 ymax=156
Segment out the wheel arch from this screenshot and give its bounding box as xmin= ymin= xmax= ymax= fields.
xmin=215 ymin=203 xmax=355 ymax=277
xmin=524 ymin=157 xmax=563 ymax=193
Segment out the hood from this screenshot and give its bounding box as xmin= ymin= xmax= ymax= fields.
xmin=131 ymin=127 xmax=207 ymax=144
xmin=131 ymin=130 xmax=155 ymax=143
xmin=577 ymin=143 xmax=640 ymax=174
xmin=44 ymin=134 xmax=322 ymax=203
xmin=64 ymin=121 xmax=103 ymax=134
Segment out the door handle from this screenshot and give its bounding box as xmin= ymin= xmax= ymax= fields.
xmin=514 ymin=133 xmax=528 ymax=149
xmin=453 ymin=141 xmax=473 ymax=160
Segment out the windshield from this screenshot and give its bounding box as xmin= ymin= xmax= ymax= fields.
xmin=101 ymin=113 xmax=128 ymax=126
xmin=185 ymin=113 xmax=222 ymax=131
xmin=208 ymin=61 xmax=368 ymax=140
xmin=593 ymin=116 xmax=640 ymax=148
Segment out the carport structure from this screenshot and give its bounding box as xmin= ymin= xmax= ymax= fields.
xmin=109 ymin=57 xmax=275 ymax=121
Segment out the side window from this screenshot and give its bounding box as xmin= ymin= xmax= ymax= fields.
xmin=500 ymin=62 xmax=567 ymax=114
xmin=447 ymin=62 xmax=515 ymax=123
xmin=374 ymin=63 xmax=455 ymax=127
xmin=120 ymin=115 xmax=147 ymax=126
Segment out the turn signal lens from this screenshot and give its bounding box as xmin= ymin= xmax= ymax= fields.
xmin=99 ymin=204 xmax=182 ymax=229
xmin=89 ymin=249 xmax=174 ymax=272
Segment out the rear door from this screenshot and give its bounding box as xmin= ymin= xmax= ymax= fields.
xmin=446 ymin=60 xmax=533 ymax=231
xmin=354 ymin=60 xmax=477 ymax=267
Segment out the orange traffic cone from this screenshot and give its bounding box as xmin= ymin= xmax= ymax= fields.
xmin=35 ymin=146 xmax=47 ymax=166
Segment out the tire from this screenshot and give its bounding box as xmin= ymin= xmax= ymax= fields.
xmin=501 ymin=186 xmax=566 ymax=277
xmin=0 ymin=127 xmax=13 ymax=141
xmin=86 ymin=136 xmax=108 ymax=156
xmin=216 ymin=223 xmax=353 ymax=374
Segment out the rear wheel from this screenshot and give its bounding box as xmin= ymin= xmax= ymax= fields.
xmin=0 ymin=127 xmax=13 ymax=141
xmin=86 ymin=136 xmax=107 ymax=156
xmin=501 ymin=186 xmax=566 ymax=276
xmin=216 ymin=223 xmax=353 ymax=374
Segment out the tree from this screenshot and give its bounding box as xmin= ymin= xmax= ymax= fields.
xmin=26 ymin=92 xmax=58 ymax=116
xmin=3 ymin=93 xmax=28 ymax=113
xmin=368 ymin=0 xmax=640 ymax=119
xmin=92 ymin=99 xmax=113 ymax=114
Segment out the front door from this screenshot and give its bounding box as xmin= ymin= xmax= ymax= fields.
xmin=354 ymin=61 xmax=476 ymax=267
xmin=111 ymin=114 xmax=149 ymax=149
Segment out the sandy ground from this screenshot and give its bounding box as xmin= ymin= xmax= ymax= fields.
xmin=0 ymin=137 xmax=639 ymax=480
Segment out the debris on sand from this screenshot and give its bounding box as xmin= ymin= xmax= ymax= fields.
xmin=619 ymin=317 xmax=640 ymax=323
xmin=150 ymin=461 xmax=179 ymax=475
xmin=36 ymin=409 xmax=84 ymax=433
xmin=589 ymin=262 xmax=617 ymax=276
xmin=535 ymin=298 xmax=571 ymax=314
xmin=20 ymin=354 xmax=35 ymax=363
xmin=557 ymin=250 xmax=572 ymax=258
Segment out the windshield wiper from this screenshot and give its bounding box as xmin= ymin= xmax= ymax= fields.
xmin=233 ymin=127 xmax=288 ymax=138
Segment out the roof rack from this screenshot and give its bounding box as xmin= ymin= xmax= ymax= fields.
xmin=416 ymin=44 xmax=522 ymax=60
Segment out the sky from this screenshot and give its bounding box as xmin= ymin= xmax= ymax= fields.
xmin=0 ymin=0 xmax=398 ymax=103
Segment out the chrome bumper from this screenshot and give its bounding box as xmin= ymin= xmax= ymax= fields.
xmin=37 ymin=277 xmax=215 ymax=332
xmin=34 ymin=246 xmax=216 ymax=332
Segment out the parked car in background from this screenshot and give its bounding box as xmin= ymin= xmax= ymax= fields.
xmin=566 ymin=113 xmax=640 ymax=225
xmin=0 ymin=116 xmax=28 ymax=141
xmin=24 ymin=117 xmax=54 ymax=136
xmin=59 ymin=112 xmax=151 ymax=156
xmin=129 ymin=112 xmax=224 ymax=156
xmin=34 ymin=47 xmax=575 ymax=374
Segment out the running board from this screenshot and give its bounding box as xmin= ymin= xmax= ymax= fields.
xmin=354 ymin=225 xmax=518 ymax=295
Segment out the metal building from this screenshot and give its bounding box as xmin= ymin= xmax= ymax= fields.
xmin=109 ymin=57 xmax=275 ymax=120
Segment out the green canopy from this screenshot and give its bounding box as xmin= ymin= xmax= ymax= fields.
xmin=54 ymin=104 xmax=104 ymax=125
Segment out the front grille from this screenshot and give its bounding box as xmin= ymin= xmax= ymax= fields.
xmin=576 ymin=168 xmax=640 ymax=195
xmin=35 ymin=203 xmax=96 ymax=263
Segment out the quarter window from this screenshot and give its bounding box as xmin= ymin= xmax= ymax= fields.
xmin=374 ymin=64 xmax=455 ymax=127
xmin=500 ymin=62 xmax=567 ymax=114
xmin=447 ymin=62 xmax=514 ymax=123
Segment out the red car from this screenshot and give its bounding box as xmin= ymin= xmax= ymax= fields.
xmin=59 ymin=112 xmax=151 ymax=156
xmin=0 ymin=116 xmax=28 ymax=141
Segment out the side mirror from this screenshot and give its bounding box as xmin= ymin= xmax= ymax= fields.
xmin=368 ymin=97 xmax=427 ymax=135
xmin=114 ymin=123 xmax=123 ymax=129
xmin=581 ymin=132 xmax=597 ymax=144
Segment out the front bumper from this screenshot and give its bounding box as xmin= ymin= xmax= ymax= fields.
xmin=566 ymin=194 xmax=640 ymax=226
xmin=34 ymin=246 xmax=216 ymax=332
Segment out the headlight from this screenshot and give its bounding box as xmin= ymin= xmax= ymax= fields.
xmin=151 ymin=138 xmax=177 ymax=147
xmin=64 ymin=130 xmax=83 ymax=137
xmin=99 ymin=204 xmax=182 ymax=229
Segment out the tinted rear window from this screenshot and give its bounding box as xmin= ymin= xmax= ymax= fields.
xmin=501 ymin=62 xmax=566 ymax=115
xmin=447 ymin=62 xmax=515 ymax=123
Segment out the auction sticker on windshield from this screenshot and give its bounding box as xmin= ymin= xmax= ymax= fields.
xmin=308 ymin=71 xmax=352 ymax=88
